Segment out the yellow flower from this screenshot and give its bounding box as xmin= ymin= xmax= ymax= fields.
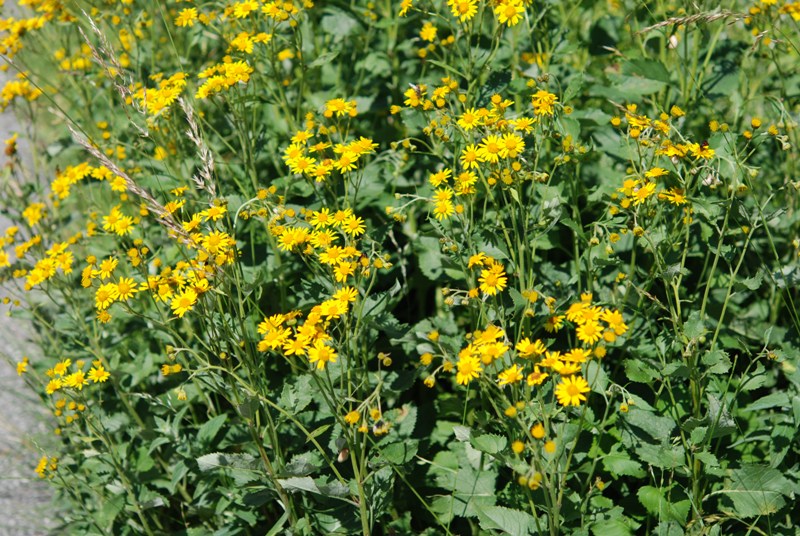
xmin=342 ymin=215 xmax=366 ymax=236
xmin=64 ymin=370 xmax=88 ymax=391
xmin=115 ymin=277 xmax=138 ymax=301
xmin=526 ymin=366 xmax=549 ymax=386
xmin=494 ymin=0 xmax=525 ymax=26
xmin=456 ymin=354 xmax=482 ymax=385
xmin=95 ymin=283 xmax=119 ymax=310
xmin=46 ymin=379 xmax=62 ymax=395
xmin=477 ymin=135 xmax=503 ymax=164
xmin=420 ymin=22 xmax=437 ymax=42
xmin=175 ymin=7 xmax=199 ymax=27
xmin=308 ymin=340 xmax=338 ymax=370
xmin=530 ymin=422 xmax=546 ymax=439
xmin=497 ymin=364 xmax=524 ymax=386
xmin=88 ymin=365 xmax=110 ymax=383
xmin=531 ymin=90 xmax=558 ymax=116
xmin=171 ymin=288 xmax=198 ymax=318
xmin=516 ymin=337 xmax=546 ymax=358
xmin=161 ymin=364 xmax=183 ymax=376
xmin=554 ymin=375 xmax=591 ymax=406
xmin=448 ymin=0 xmax=478 ymax=21
xmin=576 ymin=320 xmax=603 ymax=345
xmin=457 ymin=108 xmax=481 ymax=131
xmin=345 ymin=410 xmax=360 ymax=425
xmin=478 ymin=263 xmax=508 ymax=296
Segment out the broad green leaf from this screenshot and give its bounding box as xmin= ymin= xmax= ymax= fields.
xmin=622 ymin=407 xmax=675 ymax=441
xmin=475 ymin=504 xmax=536 ymax=535
xmin=741 ymin=392 xmax=790 ymax=413
xmin=623 ymin=359 xmax=659 ymax=383
xmin=684 ymin=311 xmax=705 ymax=340
xmin=197 ymin=414 xmax=227 ymax=445
xmin=416 ymin=236 xmax=444 ymax=281
xmin=471 ymin=433 xmax=507 ymax=455
xmin=381 ymin=440 xmax=418 ymax=465
xmin=702 ymin=349 xmax=731 ymax=375
xmin=717 ymin=465 xmax=795 ymax=518
xmin=603 ymin=452 xmax=646 ymax=478
xmin=591 ymin=519 xmax=634 ymax=536
xmin=637 ymin=486 xmax=690 ymax=524
xmin=279 ymin=476 xmax=320 ymax=494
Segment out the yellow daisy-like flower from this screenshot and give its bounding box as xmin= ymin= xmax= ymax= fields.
xmin=88 ymin=365 xmax=110 ymax=383
xmin=448 ymin=0 xmax=478 ymax=21
xmin=497 ymin=364 xmax=524 ymax=386
xmin=171 ymin=288 xmax=198 ymax=318
xmin=478 ymin=263 xmax=508 ymax=296
xmin=456 ymin=354 xmax=482 ymax=385
xmin=554 ymin=375 xmax=591 ymax=406
xmin=342 ymin=215 xmax=366 ymax=237
xmin=494 ymin=0 xmax=525 ymax=26
xmin=576 ymin=320 xmax=603 ymax=345
xmin=526 ymin=366 xmax=549 ymax=386
xmin=308 ymin=340 xmax=338 ymax=370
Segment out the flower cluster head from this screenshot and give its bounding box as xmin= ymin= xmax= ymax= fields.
xmin=256 ymin=287 xmax=358 ymax=370
xmin=195 ymin=60 xmax=254 ymax=99
xmin=133 ymin=72 xmax=186 ymax=116
xmin=421 ymin=292 xmax=627 ymax=408
xmin=282 ymin=104 xmax=377 ymax=182
xmin=44 ymin=358 xmax=110 ymax=396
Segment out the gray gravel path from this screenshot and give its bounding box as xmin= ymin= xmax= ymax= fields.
xmin=0 ymin=66 xmax=57 ymax=535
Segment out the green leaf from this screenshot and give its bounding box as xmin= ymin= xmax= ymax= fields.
xmin=603 ymin=451 xmax=646 ymax=478
xmin=702 ymin=349 xmax=731 ymax=375
xmin=279 ymin=476 xmax=320 ymax=495
xmin=381 ymin=440 xmax=418 ymax=465
xmin=416 ymin=236 xmax=443 ymax=281
xmin=197 ymin=414 xmax=227 ymax=445
xmin=622 ymin=407 xmax=675 ymax=441
xmin=475 ymin=504 xmax=536 ymax=535
xmin=684 ymin=311 xmax=705 ymax=340
xmin=591 ymin=519 xmax=634 ymax=536
xmin=563 ymin=73 xmax=584 ymax=103
xmin=585 ymin=361 xmax=609 ymax=393
xmin=637 ymin=486 xmax=690 ymax=524
xmin=196 ymin=452 xmax=258 ymax=472
xmin=741 ymin=392 xmax=790 ymax=413
xmin=717 ymin=465 xmax=795 ymax=518
xmin=320 ymin=7 xmax=359 ymax=41
xmin=623 ymin=359 xmax=659 ymax=383
xmin=471 ymin=433 xmax=507 ymax=455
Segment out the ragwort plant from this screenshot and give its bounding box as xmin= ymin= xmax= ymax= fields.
xmin=1 ymin=0 xmax=800 ymax=534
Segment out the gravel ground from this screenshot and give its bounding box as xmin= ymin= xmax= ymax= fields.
xmin=0 ymin=66 xmax=57 ymax=535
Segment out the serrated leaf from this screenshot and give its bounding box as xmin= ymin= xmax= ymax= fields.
xmin=623 ymin=359 xmax=659 ymax=383
xmin=602 ymin=452 xmax=646 ymax=478
xmin=279 ymin=476 xmax=320 ymax=494
xmin=563 ymin=73 xmax=584 ymax=103
xmin=453 ymin=425 xmax=471 ymax=442
xmin=702 ymin=349 xmax=731 ymax=375
xmin=475 ymin=504 xmax=536 ymax=535
xmin=637 ymin=486 xmax=690 ymax=524
xmin=197 ymin=414 xmax=227 ymax=445
xmin=196 ymin=452 xmax=258 ymax=472
xmin=622 ymin=407 xmax=675 ymax=441
xmin=381 ymin=440 xmax=418 ymax=464
xmin=741 ymin=392 xmax=790 ymax=413
xmin=591 ymin=519 xmax=634 ymax=536
xmin=717 ymin=465 xmax=794 ymax=518
xmin=684 ymin=311 xmax=705 ymax=340
xmin=471 ymin=433 xmax=507 ymax=455
xmin=416 ymin=236 xmax=443 ymax=281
